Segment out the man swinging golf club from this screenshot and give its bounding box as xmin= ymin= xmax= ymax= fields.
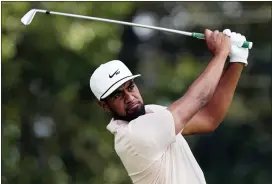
xmin=90 ymin=29 xmax=249 ymax=184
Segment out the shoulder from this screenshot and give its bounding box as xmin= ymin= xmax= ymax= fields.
xmin=131 ymin=104 xmax=171 ymax=124
xmin=129 ymin=104 xmax=173 ymax=129
xmin=145 ymin=104 xmax=168 ymax=112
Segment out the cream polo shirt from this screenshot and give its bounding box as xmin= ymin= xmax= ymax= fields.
xmin=106 ymin=104 xmax=206 ymax=184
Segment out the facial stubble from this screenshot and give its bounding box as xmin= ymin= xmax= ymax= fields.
xmin=109 ymin=103 xmax=146 ymax=122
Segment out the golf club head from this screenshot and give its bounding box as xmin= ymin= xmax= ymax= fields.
xmin=21 ymin=9 xmax=38 ymax=25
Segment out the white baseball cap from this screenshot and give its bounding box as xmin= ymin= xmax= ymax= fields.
xmin=90 ymin=60 xmax=141 ymax=100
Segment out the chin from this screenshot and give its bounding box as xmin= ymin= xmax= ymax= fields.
xmin=128 ymin=104 xmax=145 ymax=118
xmin=114 ymin=104 xmax=146 ymax=122
xmin=126 ymin=111 xmax=144 ymax=121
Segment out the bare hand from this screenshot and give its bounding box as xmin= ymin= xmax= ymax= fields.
xmin=205 ymin=29 xmax=231 ymax=56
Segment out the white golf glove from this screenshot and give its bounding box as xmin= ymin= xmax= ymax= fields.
xmin=223 ymin=29 xmax=249 ymax=66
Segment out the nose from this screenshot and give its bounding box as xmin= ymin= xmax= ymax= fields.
xmin=124 ymin=92 xmax=134 ymax=104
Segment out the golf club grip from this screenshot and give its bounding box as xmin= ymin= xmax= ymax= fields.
xmin=192 ymin=33 xmax=253 ymax=49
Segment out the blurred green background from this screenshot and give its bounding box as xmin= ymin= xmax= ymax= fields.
xmin=2 ymin=1 xmax=272 ymax=184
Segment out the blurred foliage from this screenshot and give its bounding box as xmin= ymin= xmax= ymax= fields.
xmin=1 ymin=1 xmax=272 ymax=184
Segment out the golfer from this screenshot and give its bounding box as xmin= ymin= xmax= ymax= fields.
xmin=90 ymin=29 xmax=249 ymax=184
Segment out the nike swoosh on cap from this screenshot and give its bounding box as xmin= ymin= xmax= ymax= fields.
xmin=109 ymin=69 xmax=120 ymax=78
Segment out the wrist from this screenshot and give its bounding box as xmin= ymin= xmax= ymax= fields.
xmin=228 ymin=62 xmax=245 ymax=68
xmin=216 ymin=48 xmax=229 ymax=57
xmin=230 ymin=56 xmax=248 ymax=66
xmin=215 ymin=50 xmax=229 ymax=59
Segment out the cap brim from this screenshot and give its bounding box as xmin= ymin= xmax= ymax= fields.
xmin=100 ymin=74 xmax=141 ymax=100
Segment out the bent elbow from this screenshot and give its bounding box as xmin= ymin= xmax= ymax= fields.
xmin=207 ymin=120 xmax=222 ymax=132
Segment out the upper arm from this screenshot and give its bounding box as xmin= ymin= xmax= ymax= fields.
xmin=182 ymin=108 xmax=217 ymax=135
xmin=167 ymin=92 xmax=208 ymax=135
xmin=128 ymin=109 xmax=176 ymax=158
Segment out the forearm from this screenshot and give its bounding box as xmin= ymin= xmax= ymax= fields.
xmin=168 ymin=52 xmax=229 ymax=133
xmin=204 ymin=62 xmax=244 ymax=126
xmin=181 ymin=30 xmax=248 ymax=135
xmin=186 ymin=52 xmax=229 ymax=106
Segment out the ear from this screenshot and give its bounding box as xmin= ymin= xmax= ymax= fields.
xmin=97 ymin=100 xmax=111 ymax=113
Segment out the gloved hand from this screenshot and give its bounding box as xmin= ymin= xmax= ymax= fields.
xmin=223 ymin=29 xmax=249 ymax=66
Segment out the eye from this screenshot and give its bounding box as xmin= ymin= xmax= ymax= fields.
xmin=128 ymin=85 xmax=134 ymax=91
xmin=113 ymin=93 xmax=121 ymax=99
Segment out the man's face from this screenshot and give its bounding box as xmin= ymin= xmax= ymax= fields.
xmin=99 ymin=80 xmax=145 ymax=122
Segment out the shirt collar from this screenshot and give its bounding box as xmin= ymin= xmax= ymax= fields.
xmin=106 ymin=118 xmax=127 ymax=134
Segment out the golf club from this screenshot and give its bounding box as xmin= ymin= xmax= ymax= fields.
xmin=21 ymin=9 xmax=253 ymax=49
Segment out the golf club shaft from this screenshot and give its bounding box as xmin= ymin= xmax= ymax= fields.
xmin=48 ymin=10 xmax=193 ymax=36
xmin=26 ymin=9 xmax=253 ymax=49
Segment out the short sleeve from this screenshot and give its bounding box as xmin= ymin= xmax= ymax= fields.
xmin=127 ymin=109 xmax=176 ymax=159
